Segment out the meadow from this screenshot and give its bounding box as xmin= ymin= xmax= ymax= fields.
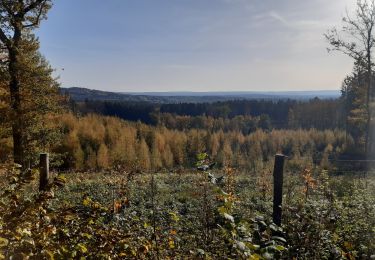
xmin=1 ymin=158 xmax=374 ymax=259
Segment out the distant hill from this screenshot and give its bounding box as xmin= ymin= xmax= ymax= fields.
xmin=61 ymin=87 xmax=340 ymax=103
xmin=122 ymin=90 xmax=340 ymax=97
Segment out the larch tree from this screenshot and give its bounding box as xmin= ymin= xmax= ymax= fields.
xmin=150 ymin=138 xmax=162 ymax=170
xmin=97 ymin=143 xmax=109 ymax=169
xmin=137 ymin=138 xmax=151 ymax=172
xmin=169 ymin=132 xmax=186 ymax=166
xmin=86 ymin=147 xmax=97 ymax=169
xmin=162 ymin=144 xmax=174 ymax=169
xmin=0 ymin=0 xmax=54 ymax=166
xmin=325 ymin=0 xmax=375 ymax=156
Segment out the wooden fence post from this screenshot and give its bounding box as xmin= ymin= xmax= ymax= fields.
xmin=273 ymin=154 xmax=286 ymax=226
xmin=39 ymin=153 xmax=50 ymax=191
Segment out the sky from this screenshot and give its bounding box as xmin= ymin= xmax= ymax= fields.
xmin=36 ymin=0 xmax=358 ymax=92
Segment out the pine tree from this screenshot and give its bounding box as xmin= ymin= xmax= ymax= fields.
xmin=18 ymin=36 xmax=63 ymax=163
xmin=0 ymin=0 xmax=54 ymax=166
xmin=1 ymin=35 xmax=63 ymax=164
xmin=341 ymin=63 xmax=369 ymax=155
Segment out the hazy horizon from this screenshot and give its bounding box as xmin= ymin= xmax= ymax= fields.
xmin=37 ymin=0 xmax=357 ymax=92
xmin=66 ymin=87 xmax=341 ymax=94
xmin=64 ymin=86 xmax=340 ymax=97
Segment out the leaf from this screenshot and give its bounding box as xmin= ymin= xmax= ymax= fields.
xmin=269 ymin=224 xmax=278 ymax=232
xmin=169 ymin=239 xmax=175 ymax=249
xmin=139 ymin=244 xmax=149 ymax=253
xmin=82 ymin=197 xmax=91 ymax=206
xmin=77 ymin=243 xmax=88 ymax=254
xmin=13 ymin=163 xmax=22 ymax=169
xmin=263 ymin=252 xmax=274 ymax=260
xmin=63 ymin=214 xmax=75 ymax=222
xmin=18 ymin=228 xmax=31 ymax=236
xmin=196 ymin=153 xmax=208 ymax=161
xmin=235 ymin=241 xmax=246 ymax=251
xmin=344 ymin=241 xmax=354 ymax=250
xmin=223 ymin=213 xmax=234 ymax=223
xmin=55 ymin=175 xmax=66 ymax=186
xmin=271 ymin=236 xmax=286 ymax=243
xmin=245 ymin=242 xmax=260 ymax=250
xmin=218 ymin=206 xmax=227 ymax=214
xmin=0 ymin=237 xmax=9 ymax=248
xmin=43 ymin=250 xmax=54 ymax=260
xmin=81 ymin=233 xmax=92 ymax=239
xmin=275 ymin=245 xmax=285 ymax=251
xmin=144 ymin=222 xmax=150 ymax=228
xmin=249 ymin=254 xmax=262 ymax=260
xmin=197 ymin=249 xmax=205 ymax=255
xmin=169 ymin=212 xmax=180 ymax=222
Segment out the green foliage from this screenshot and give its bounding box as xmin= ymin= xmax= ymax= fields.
xmin=283 ymin=170 xmax=375 ymax=259
xmin=196 ymin=157 xmax=286 ymax=259
xmin=0 ymin=161 xmax=374 ymax=258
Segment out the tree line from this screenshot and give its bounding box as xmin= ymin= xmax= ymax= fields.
xmin=76 ymin=98 xmax=343 ymax=131
xmin=51 ymin=113 xmax=347 ymax=171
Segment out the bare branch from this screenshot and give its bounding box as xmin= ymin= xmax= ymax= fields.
xmin=0 ymin=28 xmax=10 ymax=48
xmin=21 ymin=0 xmax=46 ymax=16
xmin=23 ymin=0 xmax=47 ymax=28
xmin=2 ymin=1 xmax=14 ymax=16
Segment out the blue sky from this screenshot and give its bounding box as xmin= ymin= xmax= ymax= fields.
xmin=36 ymin=0 xmax=357 ymax=92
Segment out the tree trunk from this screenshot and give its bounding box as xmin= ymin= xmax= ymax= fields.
xmin=365 ymin=52 xmax=372 ymax=158
xmin=8 ymin=26 xmax=24 ymax=166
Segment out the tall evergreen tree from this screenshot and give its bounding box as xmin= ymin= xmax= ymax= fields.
xmin=0 ymin=33 xmax=62 ymax=164
xmin=0 ymin=0 xmax=53 ymax=166
xmin=341 ymin=63 xmax=368 ymax=154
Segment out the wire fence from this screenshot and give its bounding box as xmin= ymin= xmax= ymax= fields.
xmin=282 ymin=157 xmax=375 ymax=176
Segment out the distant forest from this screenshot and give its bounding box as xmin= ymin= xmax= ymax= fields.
xmin=72 ymin=97 xmax=344 ymax=131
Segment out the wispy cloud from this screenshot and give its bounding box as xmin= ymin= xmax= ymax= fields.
xmin=38 ymin=0 xmax=356 ymax=92
xmin=268 ymin=11 xmax=290 ymax=26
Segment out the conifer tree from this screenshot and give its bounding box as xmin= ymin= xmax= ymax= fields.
xmin=162 ymin=144 xmax=174 ymax=169
xmin=151 ymin=138 xmax=162 ymax=170
xmin=169 ymin=132 xmax=186 ymax=166
xmin=97 ymin=143 xmax=109 ymax=169
xmin=341 ymin=63 xmax=369 ymax=153
xmin=0 ymin=0 xmax=59 ymax=165
xmin=137 ymin=138 xmax=151 ymax=172
xmin=86 ymin=146 xmax=97 ymax=169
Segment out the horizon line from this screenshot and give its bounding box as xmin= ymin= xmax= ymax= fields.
xmin=63 ymin=86 xmax=340 ymax=94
